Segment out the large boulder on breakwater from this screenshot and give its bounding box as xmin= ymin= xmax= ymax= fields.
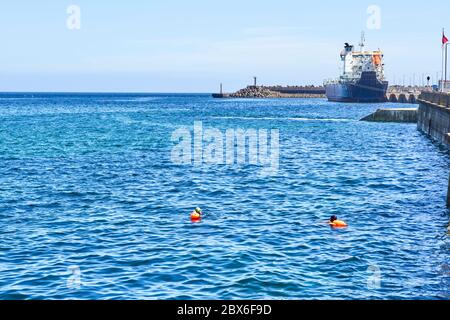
xmin=230 ymin=86 xmax=279 ymax=98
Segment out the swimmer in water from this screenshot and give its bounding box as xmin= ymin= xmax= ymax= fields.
xmin=191 ymin=207 xmax=203 ymax=221
xmin=329 ymin=215 xmax=348 ymax=228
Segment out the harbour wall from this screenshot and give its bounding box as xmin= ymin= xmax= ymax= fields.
xmin=417 ymin=92 xmax=450 ymax=207
xmin=266 ymin=86 xmax=326 ymax=95
xmin=417 ymin=92 xmax=450 ymax=148
xmin=213 ymin=85 xmax=430 ymax=102
xmin=224 ymin=86 xmax=325 ymax=99
xmin=360 ymin=108 xmax=418 ymax=123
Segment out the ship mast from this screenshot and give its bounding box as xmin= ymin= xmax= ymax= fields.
xmin=359 ymin=31 xmax=365 ymax=52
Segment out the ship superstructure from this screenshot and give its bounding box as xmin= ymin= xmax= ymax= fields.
xmin=324 ymin=33 xmax=388 ymax=103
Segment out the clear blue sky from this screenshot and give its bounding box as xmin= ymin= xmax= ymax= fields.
xmin=0 ymin=0 xmax=448 ymax=92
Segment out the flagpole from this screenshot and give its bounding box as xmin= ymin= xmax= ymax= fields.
xmin=442 ymin=28 xmax=446 ymax=92
xmin=445 ymin=42 xmax=448 ymax=91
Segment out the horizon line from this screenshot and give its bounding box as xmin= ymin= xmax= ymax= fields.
xmin=0 ymin=91 xmax=215 ymax=95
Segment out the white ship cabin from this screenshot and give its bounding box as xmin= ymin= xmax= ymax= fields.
xmin=340 ymin=43 xmax=385 ymax=82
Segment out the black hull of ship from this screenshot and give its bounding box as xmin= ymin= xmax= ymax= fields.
xmin=326 ymin=71 xmax=388 ymax=103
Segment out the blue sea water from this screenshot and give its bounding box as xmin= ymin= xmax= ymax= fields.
xmin=0 ymin=93 xmax=449 ymax=300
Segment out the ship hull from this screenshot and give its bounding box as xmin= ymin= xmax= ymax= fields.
xmin=325 ymin=71 xmax=388 ymax=103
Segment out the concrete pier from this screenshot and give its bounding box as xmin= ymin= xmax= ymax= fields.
xmin=417 ymin=92 xmax=450 ymax=147
xmin=417 ymin=92 xmax=450 ymax=207
xmin=386 ymin=86 xmax=433 ymax=104
xmin=360 ymin=108 xmax=418 ymax=123
xmin=212 ymin=93 xmax=231 ymax=98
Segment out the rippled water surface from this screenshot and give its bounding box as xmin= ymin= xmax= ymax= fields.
xmin=0 ymin=93 xmax=449 ymax=300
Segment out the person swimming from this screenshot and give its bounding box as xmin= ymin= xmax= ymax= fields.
xmin=329 ymin=215 xmax=347 ymax=228
xmin=190 ymin=207 xmax=203 ymax=221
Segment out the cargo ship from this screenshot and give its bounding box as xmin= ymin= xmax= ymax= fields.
xmin=324 ymin=33 xmax=388 ymax=103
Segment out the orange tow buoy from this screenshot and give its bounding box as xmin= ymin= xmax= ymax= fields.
xmin=329 ymin=215 xmax=348 ymax=228
xmin=190 ymin=207 xmax=203 ymax=222
xmin=330 ymin=220 xmax=348 ymax=228
xmin=191 ymin=212 xmax=201 ymax=222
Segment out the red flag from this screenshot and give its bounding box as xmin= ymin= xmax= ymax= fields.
xmin=443 ymin=32 xmax=449 ymax=45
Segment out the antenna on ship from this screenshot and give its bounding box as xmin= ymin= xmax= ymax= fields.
xmin=359 ymin=31 xmax=366 ymax=52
